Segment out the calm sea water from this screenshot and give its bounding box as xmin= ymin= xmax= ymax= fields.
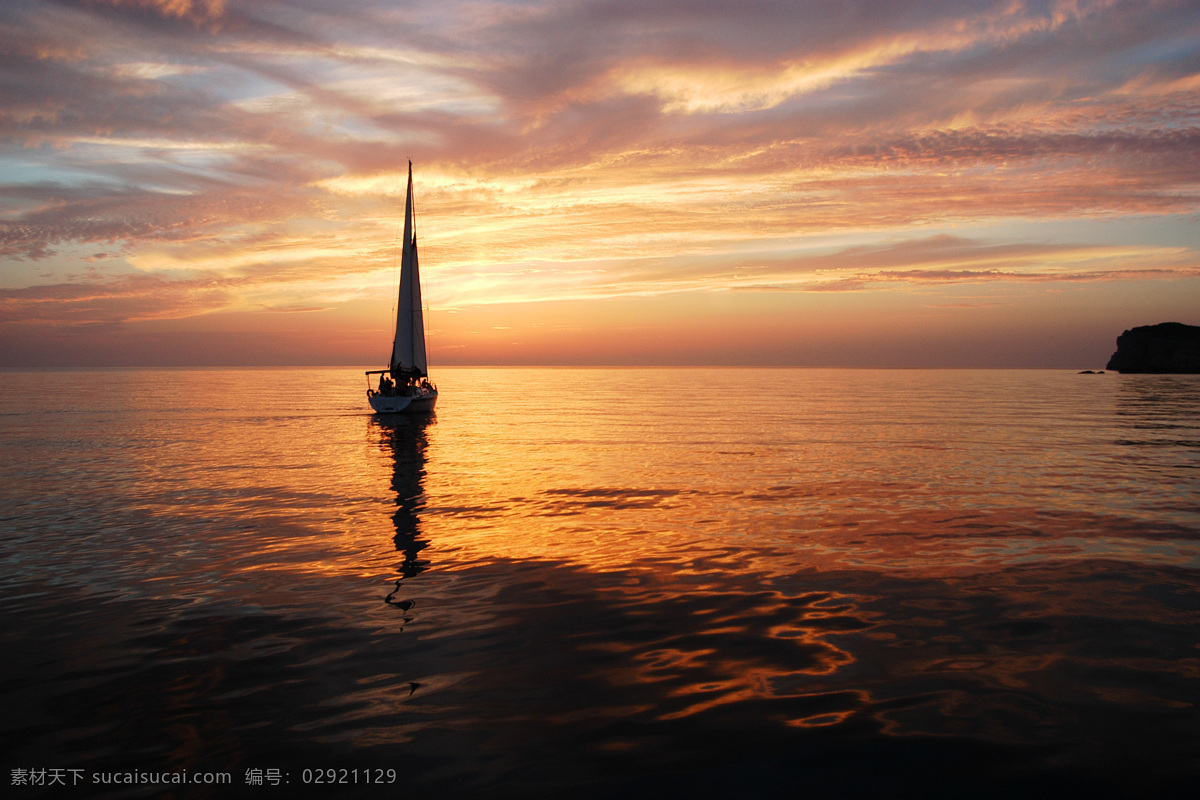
xmin=1 ymin=368 xmax=1197 ymax=798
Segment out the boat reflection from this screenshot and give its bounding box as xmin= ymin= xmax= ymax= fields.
xmin=373 ymin=414 xmax=435 ymax=586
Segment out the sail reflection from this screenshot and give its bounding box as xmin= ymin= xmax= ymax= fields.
xmin=373 ymin=414 xmax=435 ymax=583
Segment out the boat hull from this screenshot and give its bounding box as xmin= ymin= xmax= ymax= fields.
xmin=369 ymin=391 xmax=437 ymax=414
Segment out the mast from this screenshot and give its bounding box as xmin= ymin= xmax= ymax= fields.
xmin=390 ymin=161 xmax=428 ymax=379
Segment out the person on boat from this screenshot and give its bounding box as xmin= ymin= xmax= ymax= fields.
xmin=379 ymin=374 xmax=394 ymax=395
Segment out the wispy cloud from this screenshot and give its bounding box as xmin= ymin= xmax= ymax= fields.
xmin=2 ymin=0 xmax=1198 ymax=364
xmin=0 ymin=271 xmax=235 ymax=325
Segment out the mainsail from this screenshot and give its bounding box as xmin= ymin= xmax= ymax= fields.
xmin=390 ymin=162 xmax=428 ymax=377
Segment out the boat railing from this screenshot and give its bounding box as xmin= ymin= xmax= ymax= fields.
xmin=365 ymin=371 xmax=436 ymax=400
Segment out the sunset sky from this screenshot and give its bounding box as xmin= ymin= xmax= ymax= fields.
xmin=2 ymin=0 xmax=1198 ymax=367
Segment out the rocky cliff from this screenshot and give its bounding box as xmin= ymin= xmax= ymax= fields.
xmin=1105 ymin=322 xmax=1200 ymax=374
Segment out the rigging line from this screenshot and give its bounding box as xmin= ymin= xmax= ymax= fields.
xmin=410 ymin=168 xmax=430 ymax=314
xmin=389 ymin=192 xmax=403 ymax=332
xmin=410 ymin=168 xmax=420 ymax=247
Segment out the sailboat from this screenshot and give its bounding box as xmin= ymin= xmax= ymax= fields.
xmin=366 ymin=161 xmax=438 ymax=414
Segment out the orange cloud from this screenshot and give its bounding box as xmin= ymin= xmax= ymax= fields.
xmin=2 ymin=0 xmax=1198 ymax=366
xmin=84 ymin=0 xmax=227 ymax=27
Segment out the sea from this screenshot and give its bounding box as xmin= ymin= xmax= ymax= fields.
xmin=1 ymin=367 xmax=1197 ymax=798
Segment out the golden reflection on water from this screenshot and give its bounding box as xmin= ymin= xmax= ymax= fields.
xmin=2 ymin=367 xmax=1198 ymax=794
xmin=356 ymin=367 xmax=1200 ymax=755
xmin=400 ymin=368 xmax=1200 ymax=579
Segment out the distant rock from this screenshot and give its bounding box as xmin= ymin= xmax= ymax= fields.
xmin=1105 ymin=322 xmax=1200 ymax=374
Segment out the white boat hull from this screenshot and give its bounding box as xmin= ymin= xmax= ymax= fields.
xmin=369 ymin=391 xmax=437 ymax=414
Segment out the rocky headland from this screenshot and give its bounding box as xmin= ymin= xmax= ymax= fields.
xmin=1105 ymin=322 xmax=1200 ymax=374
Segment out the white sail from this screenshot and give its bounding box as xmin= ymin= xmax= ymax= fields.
xmin=410 ymin=245 xmax=428 ymax=375
xmin=390 ymin=162 xmax=428 ymax=377
xmin=368 ymin=161 xmax=437 ymax=414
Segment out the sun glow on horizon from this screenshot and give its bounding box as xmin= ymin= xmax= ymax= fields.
xmin=2 ymin=0 xmax=1198 ymax=367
